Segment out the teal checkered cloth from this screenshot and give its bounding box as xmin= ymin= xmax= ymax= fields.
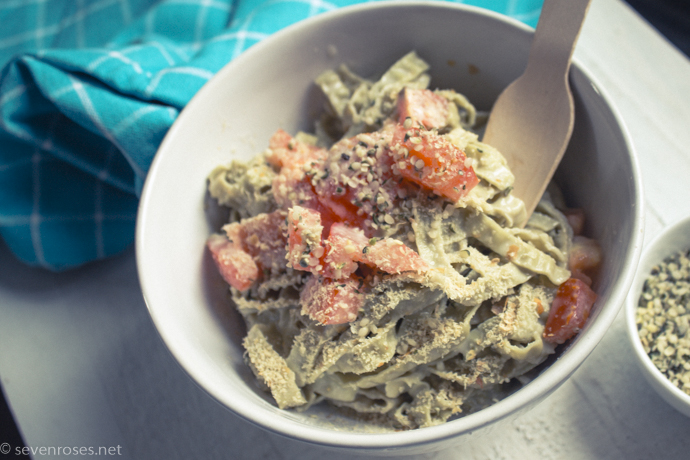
xmin=0 ymin=0 xmax=543 ymax=271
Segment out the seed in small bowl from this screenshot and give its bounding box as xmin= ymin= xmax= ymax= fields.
xmin=626 ymin=215 xmax=690 ymax=418
xmin=636 ymin=248 xmax=690 ymax=396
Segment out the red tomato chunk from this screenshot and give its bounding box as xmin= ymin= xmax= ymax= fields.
xmin=564 ymin=208 xmax=586 ymax=236
xmin=390 ymin=125 xmax=479 ymax=201
xmin=311 ymin=215 xmax=429 ymax=280
xmin=286 ymin=206 xmax=326 ymax=274
xmin=300 ymin=275 xmax=364 ymax=325
xmin=231 ymin=210 xmax=288 ymax=274
xmin=396 ymin=87 xmax=450 ymax=130
xmin=543 ymin=278 xmax=598 ymax=344
xmin=323 ymin=223 xmax=367 ymax=279
xmin=207 ymin=233 xmax=258 ymax=292
xmin=569 ymin=235 xmax=602 ymax=287
xmin=364 ymin=238 xmax=430 ymax=274
xmin=207 ymin=210 xmax=288 ymax=292
xmin=266 ymin=129 xmax=325 ymax=169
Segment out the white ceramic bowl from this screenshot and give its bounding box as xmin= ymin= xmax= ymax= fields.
xmin=136 ymin=2 xmax=644 ymax=455
xmin=626 ymin=216 xmax=690 ymax=418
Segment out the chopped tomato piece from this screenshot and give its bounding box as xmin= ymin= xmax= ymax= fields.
xmin=222 ymin=219 xmax=243 ymax=245
xmin=312 ymin=131 xmax=396 ymax=231
xmin=300 ymin=275 xmax=364 ymax=325
xmin=265 ymin=129 xmax=293 ymax=167
xmin=210 ymin=210 xmax=288 ymax=291
xmin=543 ymin=278 xmax=597 ymax=344
xmin=268 ymin=130 xmax=352 ymax=232
xmin=365 ymin=238 xmax=430 ymax=274
xmin=207 ymin=233 xmax=259 ymax=292
xmin=272 ymin=160 xmax=325 ymax=211
xmin=322 ymin=222 xmax=429 ymax=278
xmin=564 ymin=208 xmax=586 ymax=235
xmin=273 ymin=171 xmax=341 ymax=234
xmin=569 ymin=236 xmax=602 ymax=286
xmin=269 ymin=130 xmax=328 ymax=210
xmin=396 ymin=87 xmax=449 ymax=129
xmin=390 ymin=125 xmax=479 ymax=201
xmin=228 ymin=210 xmax=288 ymax=275
xmin=316 ymin=190 xmax=368 ymax=229
xmin=265 ymin=129 xmax=324 ymax=169
xmin=286 ymin=206 xmax=326 ymax=273
xmin=272 ymin=165 xmax=343 ymax=235
xmin=323 ymin=223 xmax=369 ymax=279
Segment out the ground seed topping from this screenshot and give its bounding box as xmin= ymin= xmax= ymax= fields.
xmin=308 ymin=127 xmax=415 ymax=234
xmin=636 ymin=248 xmax=690 ymax=395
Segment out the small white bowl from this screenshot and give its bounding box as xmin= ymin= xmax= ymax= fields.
xmin=626 ymin=216 xmax=690 ymax=418
xmin=137 ymin=1 xmax=644 ymax=455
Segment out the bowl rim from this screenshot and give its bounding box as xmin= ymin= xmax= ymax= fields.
xmin=136 ymin=0 xmax=646 ymax=451
xmin=625 ymin=215 xmax=690 ymax=412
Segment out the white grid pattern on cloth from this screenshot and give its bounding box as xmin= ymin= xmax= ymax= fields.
xmin=69 ymin=76 xmax=147 ymax=179
xmin=21 ymin=82 xmax=138 ymax=195
xmin=87 ymin=50 xmax=147 ymax=74
xmin=0 ymin=0 xmax=125 ymax=52
xmin=143 ymin=65 xmax=215 ymax=96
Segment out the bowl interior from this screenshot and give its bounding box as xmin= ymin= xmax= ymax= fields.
xmin=136 ymin=1 xmax=643 ymax=453
xmin=626 ymin=216 xmax=690 ymax=417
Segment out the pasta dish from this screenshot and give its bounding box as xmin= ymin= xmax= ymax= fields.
xmin=205 ymin=52 xmax=601 ymax=429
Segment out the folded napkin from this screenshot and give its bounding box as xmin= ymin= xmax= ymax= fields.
xmin=0 ymin=0 xmax=543 ymax=271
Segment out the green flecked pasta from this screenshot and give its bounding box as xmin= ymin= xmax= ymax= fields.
xmin=316 ymin=51 xmax=431 ymax=139
xmin=207 ymin=156 xmax=277 ymax=221
xmin=243 ymin=324 xmax=307 ymax=409
xmin=208 ymin=52 xmax=587 ymax=430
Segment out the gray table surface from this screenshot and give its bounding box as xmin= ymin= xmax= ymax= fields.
xmin=2 ymin=0 xmax=690 ymax=458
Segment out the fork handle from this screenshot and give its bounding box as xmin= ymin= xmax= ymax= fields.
xmin=526 ymin=0 xmax=592 ymax=79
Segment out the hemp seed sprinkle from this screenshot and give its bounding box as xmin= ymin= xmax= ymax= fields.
xmin=636 ymin=248 xmax=690 ymax=395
